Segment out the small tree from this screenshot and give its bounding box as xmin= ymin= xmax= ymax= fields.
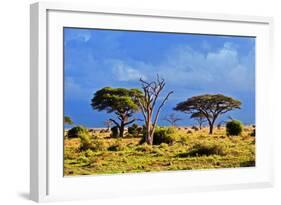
xmin=163 ymin=113 xmax=182 ymax=127
xmin=138 ymin=75 xmax=173 ymax=145
xmin=190 ymin=112 xmax=206 ymax=130
xmin=64 ymin=116 xmax=73 ymax=125
xmin=174 ymin=94 xmax=241 ymax=134
xmin=91 ymin=87 xmax=143 ymax=137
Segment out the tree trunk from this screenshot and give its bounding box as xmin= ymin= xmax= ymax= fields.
xmin=145 ymin=111 xmax=154 ymax=145
xmin=209 ymin=124 xmax=213 ymax=134
xmin=209 ymin=121 xmax=215 ymax=134
xmin=119 ymin=122 xmax=125 ymax=138
xmin=145 ymin=124 xmax=154 ymax=145
xmin=147 ymin=134 xmax=153 ymax=145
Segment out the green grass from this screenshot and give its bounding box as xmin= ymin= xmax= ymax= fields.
xmin=64 ymin=126 xmax=255 ymax=176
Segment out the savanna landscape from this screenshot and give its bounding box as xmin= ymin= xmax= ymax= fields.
xmin=63 ymin=28 xmax=255 ymax=176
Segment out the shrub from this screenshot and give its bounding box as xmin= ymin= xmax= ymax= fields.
xmin=128 ymin=123 xmax=139 ymax=135
xmin=226 ymin=120 xmax=243 ymax=136
xmin=250 ymin=129 xmax=255 ymax=137
xmin=140 ymin=126 xmax=176 ymax=145
xmin=110 ymin=126 xmax=119 ymax=138
xmin=187 ymin=130 xmax=193 ymax=134
xmin=179 ymin=143 xmax=226 ymax=157
xmin=100 ymin=129 xmax=107 ymax=133
xmin=191 ymin=126 xmax=199 ymax=131
xmin=153 ymin=127 xmax=175 ymax=145
xmin=68 ymin=126 xmax=89 ymax=138
xmin=136 ymin=127 xmax=143 ymax=135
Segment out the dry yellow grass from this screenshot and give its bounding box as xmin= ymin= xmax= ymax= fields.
xmin=64 ymin=126 xmax=255 ymax=176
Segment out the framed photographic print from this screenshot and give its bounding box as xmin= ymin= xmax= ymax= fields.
xmin=30 ymin=2 xmax=274 ymax=202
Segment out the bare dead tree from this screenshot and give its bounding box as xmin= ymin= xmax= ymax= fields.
xmin=138 ymin=75 xmax=173 ymax=145
xmin=162 ymin=113 xmax=182 ymax=127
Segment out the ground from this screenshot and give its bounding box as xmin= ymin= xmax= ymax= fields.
xmin=64 ymin=126 xmax=255 ymax=176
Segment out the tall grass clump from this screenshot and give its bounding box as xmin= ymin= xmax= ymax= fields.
xmin=79 ymin=133 xmax=92 ymax=151
xmin=226 ymin=120 xmax=243 ymax=136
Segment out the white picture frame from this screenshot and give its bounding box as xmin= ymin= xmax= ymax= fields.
xmin=30 ymin=1 xmax=274 ymax=202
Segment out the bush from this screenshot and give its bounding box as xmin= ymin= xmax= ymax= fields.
xmin=250 ymin=129 xmax=255 ymax=137
xmin=140 ymin=126 xmax=176 ymax=145
xmin=153 ymin=127 xmax=175 ymax=145
xmin=67 ymin=126 xmax=89 ymax=138
xmin=179 ymin=143 xmax=226 ymax=157
xmin=110 ymin=126 xmax=119 ymax=138
xmin=100 ymin=129 xmax=107 ymax=133
xmin=226 ymin=120 xmax=243 ymax=136
xmin=191 ymin=126 xmax=199 ymax=131
xmin=128 ymin=123 xmax=139 ymax=135
xmin=187 ymin=130 xmax=193 ymax=134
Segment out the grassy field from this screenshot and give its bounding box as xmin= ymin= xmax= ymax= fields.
xmin=64 ymin=126 xmax=255 ymax=176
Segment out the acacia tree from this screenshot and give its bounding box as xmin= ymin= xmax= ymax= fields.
xmin=64 ymin=116 xmax=73 ymax=125
xmin=138 ymin=75 xmax=173 ymax=145
xmin=91 ymin=87 xmax=143 ymax=137
xmin=163 ymin=113 xmax=182 ymax=127
xmin=190 ymin=112 xmax=206 ymax=130
xmin=174 ymin=94 xmax=241 ymax=134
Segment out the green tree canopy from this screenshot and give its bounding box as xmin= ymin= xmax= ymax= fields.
xmin=174 ymin=94 xmax=241 ymax=134
xmin=64 ymin=116 xmax=73 ymax=125
xmin=190 ymin=112 xmax=206 ymax=129
xmin=91 ymin=87 xmax=143 ymax=137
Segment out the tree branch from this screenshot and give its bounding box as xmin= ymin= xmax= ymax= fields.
xmin=152 ymin=91 xmax=174 ymax=127
xmin=124 ymin=118 xmax=136 ymax=126
xmin=109 ymin=119 xmax=120 ymax=128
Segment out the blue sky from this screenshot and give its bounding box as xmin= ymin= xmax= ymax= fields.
xmin=64 ymin=28 xmax=255 ymax=128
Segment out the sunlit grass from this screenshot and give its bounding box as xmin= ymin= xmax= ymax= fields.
xmin=64 ymin=126 xmax=255 ymax=176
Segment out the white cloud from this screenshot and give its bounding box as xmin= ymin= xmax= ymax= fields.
xmin=99 ymin=42 xmax=254 ymax=94
xmin=110 ymin=60 xmax=147 ymax=81
xmin=155 ymin=42 xmax=254 ymax=92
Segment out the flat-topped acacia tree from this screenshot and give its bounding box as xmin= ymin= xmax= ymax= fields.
xmin=174 ymin=94 xmax=241 ymax=134
xmin=91 ymin=87 xmax=143 ymax=137
xmin=190 ymin=112 xmax=206 ymax=130
xmin=163 ymin=113 xmax=182 ymax=127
